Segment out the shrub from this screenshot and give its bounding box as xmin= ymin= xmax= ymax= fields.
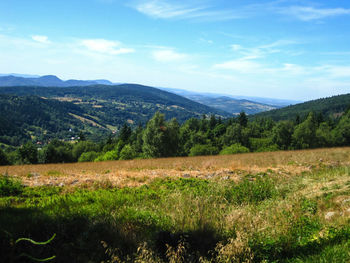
xmin=189 ymin=144 xmax=219 ymax=156
xmin=78 ymin=151 xmax=99 ymax=162
xmin=119 ymin=144 xmax=136 ymax=160
xmin=94 ymin=150 xmax=119 ymax=162
xmin=220 ymin=143 xmax=249 ymax=155
xmin=256 ymin=144 xmax=279 ymax=152
xmin=0 ymin=175 xmax=24 ymax=196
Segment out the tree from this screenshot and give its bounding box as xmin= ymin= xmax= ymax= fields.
xmin=272 ymin=121 xmax=294 ymax=150
xmin=142 ymin=112 xmax=168 ymax=158
xmin=238 ymin=111 xmax=248 ymax=127
xmin=164 ymin=118 xmax=180 ymax=157
xmin=41 ymin=140 xmax=73 ymax=164
xmin=18 ymin=142 xmax=38 ymax=164
xmin=292 ymin=112 xmax=318 ymax=149
xmin=223 ymin=123 xmax=249 ymax=147
xmin=118 ymin=123 xmax=132 ymax=142
xmin=316 ymin=122 xmax=334 ymax=147
xmin=0 ymin=148 xmax=9 ymax=165
xmin=333 ymin=111 xmax=350 ymax=146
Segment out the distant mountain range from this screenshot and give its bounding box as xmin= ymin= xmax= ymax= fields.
xmin=0 ymin=74 xmax=300 ymax=115
xmin=159 ymin=88 xmax=279 ymax=115
xmin=0 ymin=74 xmax=118 ymax=87
xmin=160 ymin=87 xmax=302 ymax=108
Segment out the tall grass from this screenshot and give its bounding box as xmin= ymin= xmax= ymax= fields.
xmin=1 ymin=163 xmax=350 ymax=262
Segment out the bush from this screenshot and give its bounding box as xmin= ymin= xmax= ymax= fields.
xmin=119 ymin=144 xmax=136 ymax=160
xmin=78 ymin=151 xmax=99 ymax=162
xmin=0 ymin=175 xmax=24 ymax=196
xmin=220 ymin=143 xmax=249 ymax=155
xmin=256 ymin=144 xmax=279 ymax=152
xmin=189 ymin=144 xmax=219 ymax=157
xmin=94 ymin=150 xmax=119 ymax=162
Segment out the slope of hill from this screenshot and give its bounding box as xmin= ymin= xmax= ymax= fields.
xmin=0 ymin=94 xmax=107 ymax=145
xmin=254 ymin=93 xmax=350 ymax=120
xmin=0 ymin=85 xmax=230 ymax=145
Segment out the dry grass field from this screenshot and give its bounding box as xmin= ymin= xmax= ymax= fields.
xmin=1 ymin=147 xmax=350 ymax=262
xmin=1 ymin=147 xmax=349 ymax=188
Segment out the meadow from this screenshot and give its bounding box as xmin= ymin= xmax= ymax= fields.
xmin=1 ymin=147 xmax=350 ymax=262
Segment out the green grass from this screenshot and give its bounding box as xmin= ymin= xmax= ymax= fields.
xmin=1 ymin=166 xmax=349 ymax=262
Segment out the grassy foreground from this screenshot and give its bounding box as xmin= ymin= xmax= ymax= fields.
xmin=0 ymin=148 xmax=350 ymax=262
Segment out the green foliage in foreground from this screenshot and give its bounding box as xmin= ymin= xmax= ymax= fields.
xmin=0 ymin=175 xmax=23 ymax=197
xmin=1 ymin=166 xmax=349 ymax=262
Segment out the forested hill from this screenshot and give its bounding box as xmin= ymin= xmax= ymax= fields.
xmin=253 ymin=93 xmax=350 ymax=121
xmin=0 ymin=84 xmax=230 ymax=118
xmin=0 ymin=85 xmax=230 ymax=145
xmin=0 ymin=94 xmax=108 ymax=146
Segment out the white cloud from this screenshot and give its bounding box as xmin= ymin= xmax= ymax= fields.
xmin=152 ymin=49 xmax=187 ymax=62
xmin=32 ymin=35 xmax=51 ymax=44
xmin=81 ymin=39 xmax=134 ymax=55
xmin=280 ymin=6 xmax=350 ymax=21
xmin=133 ymin=0 xmax=244 ymax=21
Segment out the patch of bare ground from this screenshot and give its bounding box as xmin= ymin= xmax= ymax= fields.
xmin=0 ymin=147 xmax=349 ymax=188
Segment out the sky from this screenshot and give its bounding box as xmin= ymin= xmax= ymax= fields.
xmin=0 ymin=0 xmax=350 ymax=101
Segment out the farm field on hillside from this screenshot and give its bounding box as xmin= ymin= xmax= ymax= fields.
xmin=1 ymin=147 xmax=350 ymax=262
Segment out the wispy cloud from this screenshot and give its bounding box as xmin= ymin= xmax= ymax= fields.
xmin=279 ymin=6 xmax=350 ymax=21
xmin=214 ymin=59 xmax=263 ymax=73
xmin=230 ymin=40 xmax=298 ymax=60
xmin=152 ymin=48 xmax=187 ymax=62
xmin=132 ymin=0 xmax=245 ymax=21
xmin=81 ymin=39 xmax=134 ymax=55
xmin=32 ymin=35 xmax=51 ymax=44
xmin=317 ymin=65 xmax=350 ymax=78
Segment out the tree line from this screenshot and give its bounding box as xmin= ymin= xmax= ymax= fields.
xmin=1 ymin=109 xmax=350 ymax=165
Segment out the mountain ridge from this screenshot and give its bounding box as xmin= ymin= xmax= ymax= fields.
xmin=0 ymin=74 xmax=117 ymax=87
xmin=253 ymin=93 xmax=350 ymax=121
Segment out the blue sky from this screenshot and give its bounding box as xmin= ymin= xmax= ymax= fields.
xmin=1 ymin=0 xmax=350 ymax=100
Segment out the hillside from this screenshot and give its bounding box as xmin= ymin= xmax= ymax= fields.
xmin=0 ymin=85 xmax=230 ymax=145
xmin=0 ymin=94 xmax=107 ymax=146
xmin=254 ymin=93 xmax=350 ymax=120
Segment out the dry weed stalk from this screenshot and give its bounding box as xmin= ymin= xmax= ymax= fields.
xmin=214 ymin=232 xmax=254 ymax=263
xmin=166 ymin=239 xmax=187 ymax=263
